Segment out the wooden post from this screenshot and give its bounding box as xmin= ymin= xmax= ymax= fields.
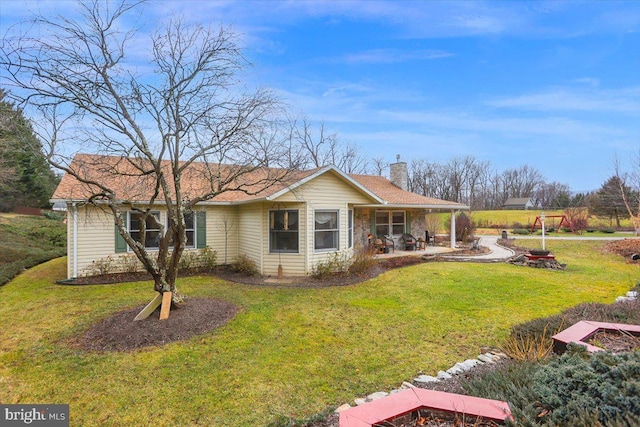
xmin=133 ymin=294 xmax=162 ymax=321
xmin=159 ymin=291 xmax=172 ymax=320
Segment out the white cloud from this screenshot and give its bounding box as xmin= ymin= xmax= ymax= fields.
xmin=486 ymin=87 xmax=640 ymax=114
xmin=338 ymin=49 xmax=454 ymax=65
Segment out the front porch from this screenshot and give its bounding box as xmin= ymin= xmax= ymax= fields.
xmin=372 ymin=245 xmax=457 ymax=259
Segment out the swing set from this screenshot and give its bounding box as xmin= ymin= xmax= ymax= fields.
xmin=530 ymin=215 xmax=575 ymax=233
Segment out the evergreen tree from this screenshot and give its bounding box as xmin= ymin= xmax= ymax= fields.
xmin=589 ymin=176 xmax=631 ymax=228
xmin=0 ymin=89 xmax=59 ymax=211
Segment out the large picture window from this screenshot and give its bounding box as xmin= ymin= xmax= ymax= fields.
xmin=375 ymin=210 xmax=405 ymax=237
xmin=315 ymin=210 xmax=339 ymax=251
xmin=129 ymin=211 xmax=161 ymax=249
xmin=270 ymin=210 xmax=299 ymax=253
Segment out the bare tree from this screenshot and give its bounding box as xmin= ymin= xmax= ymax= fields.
xmin=614 ymin=154 xmax=640 ymax=234
xmin=1 ymin=0 xmax=297 ymax=318
xmin=369 ymin=157 xmax=388 ymax=176
xmin=292 ymin=117 xmax=367 ymax=173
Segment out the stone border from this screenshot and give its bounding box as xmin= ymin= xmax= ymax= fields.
xmin=551 ymin=320 xmax=640 ymax=354
xmin=335 ymin=351 xmax=507 ymax=414
xmin=339 ymin=388 xmax=512 ymax=427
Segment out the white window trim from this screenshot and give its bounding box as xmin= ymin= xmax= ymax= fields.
xmin=348 ymin=209 xmax=354 ymax=249
xmin=314 ymin=209 xmax=340 ymax=252
xmin=375 ymin=210 xmax=406 ymax=237
xmin=128 ymin=210 xmax=161 ymax=251
xmin=269 ymin=209 xmax=300 ymax=254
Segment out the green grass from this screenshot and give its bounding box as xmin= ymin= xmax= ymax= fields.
xmin=444 ymin=209 xmax=634 ymax=231
xmin=0 ymin=240 xmax=636 ymax=426
xmin=0 ymin=213 xmax=66 ymax=285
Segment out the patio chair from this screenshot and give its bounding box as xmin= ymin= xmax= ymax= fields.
xmin=377 ymin=235 xmax=395 ymax=253
xmin=400 ymin=233 xmax=417 ymax=251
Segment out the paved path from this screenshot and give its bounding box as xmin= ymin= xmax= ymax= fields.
xmin=441 ymin=236 xmax=515 ymax=262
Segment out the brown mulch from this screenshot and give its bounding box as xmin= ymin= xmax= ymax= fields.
xmin=69 ymin=297 xmax=238 ymax=352
xmin=603 ymin=239 xmax=640 ymax=260
xmin=587 ymin=329 xmax=640 ymax=353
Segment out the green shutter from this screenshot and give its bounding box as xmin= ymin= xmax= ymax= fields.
xmin=115 ymin=225 xmax=127 ymax=253
xmin=196 ymin=211 xmax=206 ymax=248
xmin=370 ymin=210 xmax=376 ymax=235
xmin=406 ymin=211 xmax=411 ymax=234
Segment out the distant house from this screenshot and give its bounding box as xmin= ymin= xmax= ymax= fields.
xmin=51 ymin=155 xmax=468 ymax=279
xmin=503 ymin=197 xmax=537 ymax=210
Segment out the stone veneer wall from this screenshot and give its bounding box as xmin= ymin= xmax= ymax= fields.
xmin=354 ymin=208 xmax=372 ymax=249
xmin=354 ymin=208 xmax=429 ymax=248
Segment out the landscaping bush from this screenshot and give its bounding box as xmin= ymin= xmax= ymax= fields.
xmin=232 ymin=254 xmax=259 ymax=276
xmin=511 ymin=228 xmax=530 ymax=235
xmin=449 ymin=211 xmax=475 ymax=242
xmin=347 ymin=247 xmax=378 ymax=275
xmin=312 ymin=251 xmax=351 ymax=279
xmin=532 ymin=345 xmax=640 ymax=426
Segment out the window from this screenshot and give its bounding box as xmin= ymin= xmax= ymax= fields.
xmin=375 ymin=211 xmax=389 ymax=236
xmin=270 ymin=210 xmax=299 ymax=253
xmin=167 ymin=211 xmax=195 ymax=248
xmin=129 ymin=211 xmax=161 ymax=249
xmin=348 ymin=209 xmax=354 ymax=249
xmin=392 ymin=211 xmax=406 ymax=235
xmin=375 ymin=210 xmax=405 ymax=237
xmin=315 ymin=210 xmax=339 ymax=251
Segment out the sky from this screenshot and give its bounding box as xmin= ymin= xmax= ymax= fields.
xmin=1 ymin=0 xmax=639 ymax=192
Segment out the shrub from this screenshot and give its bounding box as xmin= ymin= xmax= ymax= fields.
xmin=118 ymin=254 xmax=140 ymax=273
xmin=454 ymin=212 xmax=475 ymax=242
xmin=178 ymin=250 xmax=199 ymax=271
xmin=86 ymin=256 xmax=115 ymax=276
xmin=347 ymin=247 xmax=378 ymax=275
xmin=232 ymin=254 xmax=259 ymax=276
xmin=501 ymin=325 xmax=554 ymax=362
xmin=198 ymin=246 xmax=217 ymax=270
xmin=532 ymin=346 xmax=640 ymax=426
xmin=312 ymin=251 xmax=351 ymax=279
xmin=602 ymin=228 xmax=615 ymax=233
xmin=511 ymin=228 xmax=530 ymax=235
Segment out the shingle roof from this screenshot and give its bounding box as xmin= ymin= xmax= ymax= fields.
xmin=52 ymin=153 xmax=467 ymax=209
xmin=349 ymin=174 xmax=466 ymax=208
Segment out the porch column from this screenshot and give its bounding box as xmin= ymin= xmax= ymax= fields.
xmin=450 ymin=209 xmax=456 ymax=249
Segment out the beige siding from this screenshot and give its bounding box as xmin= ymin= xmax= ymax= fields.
xmin=276 ymin=170 xmax=373 ymax=204
xmin=74 ymin=205 xmax=118 ymax=276
xmin=237 ymin=203 xmax=264 ymax=271
xmin=205 ymin=206 xmax=239 ymax=265
xmin=260 ymin=202 xmax=307 ymax=276
xmin=273 ymin=172 xmax=373 ymax=274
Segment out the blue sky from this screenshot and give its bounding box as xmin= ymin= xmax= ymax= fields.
xmin=2 ymin=1 xmax=639 ymax=191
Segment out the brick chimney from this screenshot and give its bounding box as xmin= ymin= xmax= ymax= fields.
xmin=390 ymin=155 xmax=408 ymax=191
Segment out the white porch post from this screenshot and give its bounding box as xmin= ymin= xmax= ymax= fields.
xmin=450 ymin=209 xmax=456 ymax=248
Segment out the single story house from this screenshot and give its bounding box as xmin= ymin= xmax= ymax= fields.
xmin=51 ymin=154 xmax=468 ymax=279
xmin=502 ymin=197 xmax=537 ymax=210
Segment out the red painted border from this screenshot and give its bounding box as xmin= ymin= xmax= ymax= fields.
xmin=552 ymin=320 xmax=640 ymax=354
xmin=339 ymin=388 xmax=512 ymax=427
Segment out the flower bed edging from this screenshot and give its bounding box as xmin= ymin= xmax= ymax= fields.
xmin=551 ymin=320 xmax=640 ymax=354
xmin=339 ymin=388 xmax=512 ymax=427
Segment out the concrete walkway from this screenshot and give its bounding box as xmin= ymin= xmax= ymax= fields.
xmin=441 ymin=235 xmax=515 ymax=262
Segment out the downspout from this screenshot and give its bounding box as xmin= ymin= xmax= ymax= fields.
xmin=72 ymin=202 xmax=78 ymax=278
xmin=450 ymin=209 xmax=456 ymax=249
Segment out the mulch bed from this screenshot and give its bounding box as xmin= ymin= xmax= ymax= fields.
xmin=69 ymin=297 xmax=238 ymax=352
xmin=603 ymin=239 xmax=640 ymax=261
xmin=587 ymin=329 xmax=640 ymax=353
xmin=374 ymin=409 xmax=502 ymax=426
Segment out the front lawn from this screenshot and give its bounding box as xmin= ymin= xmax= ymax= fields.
xmin=0 ymin=241 xmax=636 ymax=426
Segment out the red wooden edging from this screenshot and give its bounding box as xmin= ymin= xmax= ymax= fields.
xmin=339 ymin=388 xmax=512 ymax=427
